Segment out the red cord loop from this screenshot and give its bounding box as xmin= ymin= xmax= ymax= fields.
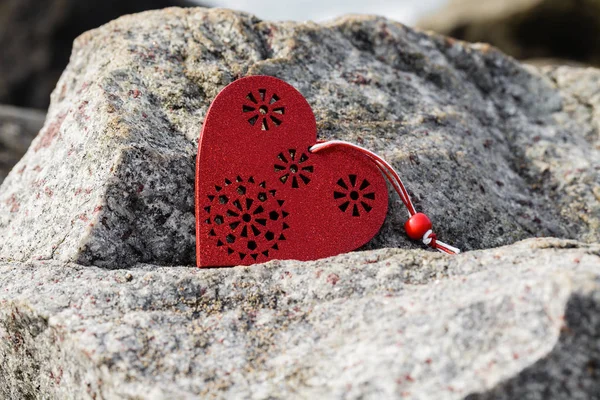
xmin=309 ymin=140 xmax=460 ymax=255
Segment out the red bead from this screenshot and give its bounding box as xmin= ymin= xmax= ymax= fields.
xmin=404 ymin=213 xmax=433 ymax=240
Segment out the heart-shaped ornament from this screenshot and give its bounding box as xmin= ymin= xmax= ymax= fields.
xmin=196 ymin=76 xmax=388 ymax=267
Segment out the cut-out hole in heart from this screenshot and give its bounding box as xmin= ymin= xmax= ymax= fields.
xmin=273 ymin=148 xmax=313 ymax=189
xmin=334 ymin=174 xmax=375 ymax=217
xmin=242 ymin=88 xmax=286 ymax=132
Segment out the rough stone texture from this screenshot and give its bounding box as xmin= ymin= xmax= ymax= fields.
xmin=0 ymin=238 xmax=598 ymax=399
xmin=418 ymin=0 xmax=600 ymax=66
xmin=0 ymin=0 xmax=196 ymax=109
xmin=0 ymin=8 xmax=599 ymax=268
xmin=0 ymin=105 xmax=45 ymax=184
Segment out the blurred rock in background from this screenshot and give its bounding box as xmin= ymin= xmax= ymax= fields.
xmin=418 ymin=0 xmax=600 ymax=66
xmin=0 ymin=106 xmax=45 ymax=184
xmin=0 ymin=0 xmax=198 ymax=185
xmin=0 ymin=0 xmax=196 ymax=110
xmin=202 ymin=0 xmax=447 ymax=24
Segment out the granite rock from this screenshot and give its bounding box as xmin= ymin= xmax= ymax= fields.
xmin=418 ymin=0 xmax=600 ymax=66
xmin=0 ymin=105 xmax=45 ymax=184
xmin=0 ymin=8 xmax=599 ymax=268
xmin=0 ymin=0 xmax=197 ymax=109
xmin=0 ymin=238 xmax=599 ymax=399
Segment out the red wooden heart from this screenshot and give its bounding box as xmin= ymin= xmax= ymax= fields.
xmin=196 ymin=76 xmax=388 ymax=267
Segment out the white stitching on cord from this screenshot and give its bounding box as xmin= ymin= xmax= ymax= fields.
xmin=422 ymin=229 xmax=434 ymax=246
xmin=423 ymin=229 xmax=461 ymax=254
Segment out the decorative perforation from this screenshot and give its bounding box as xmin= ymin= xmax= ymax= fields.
xmin=204 ymin=176 xmax=289 ymax=261
xmin=243 ymin=89 xmax=285 ymax=131
xmin=274 ymin=149 xmax=313 ymax=188
xmin=334 ymin=174 xmax=376 ymax=217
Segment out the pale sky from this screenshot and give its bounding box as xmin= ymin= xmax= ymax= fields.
xmin=199 ymin=0 xmax=448 ymax=24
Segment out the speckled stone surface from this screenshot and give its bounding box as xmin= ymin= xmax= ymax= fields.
xmin=0 ymin=8 xmax=598 ymax=267
xmin=0 ymin=105 xmax=45 ymax=184
xmin=0 ymin=238 xmax=599 ymax=399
